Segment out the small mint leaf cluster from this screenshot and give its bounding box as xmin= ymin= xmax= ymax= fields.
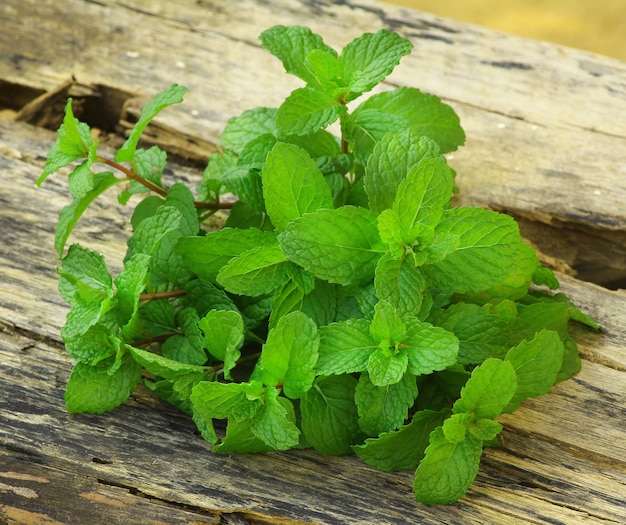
xmin=38 ymin=25 xmax=599 ymax=504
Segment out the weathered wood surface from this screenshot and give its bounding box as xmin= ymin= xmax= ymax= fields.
xmin=1 ymin=0 xmax=625 ymax=523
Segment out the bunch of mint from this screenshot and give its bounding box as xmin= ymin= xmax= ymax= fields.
xmin=38 ymin=25 xmax=598 ymax=504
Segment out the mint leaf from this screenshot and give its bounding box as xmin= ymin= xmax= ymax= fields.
xmin=128 ymin=346 xmax=207 ymax=380
xmin=365 ymin=131 xmax=440 ymax=212
xmin=344 ymin=87 xmax=465 ymax=164
xmin=453 ymin=358 xmax=517 ymax=419
xmin=256 ymin=311 xmax=319 ymax=399
xmin=217 ymin=244 xmax=289 ymax=296
xmin=429 ymin=302 xmax=513 ymax=365
xmin=403 ymin=319 xmax=459 ymax=376
xmin=270 ymin=279 xmax=336 ymax=329
xmin=191 ymin=380 xmax=265 ymax=445
xmin=221 ymin=107 xmax=277 ymax=153
xmin=367 ymin=347 xmax=408 ymax=387
xmin=114 ymin=253 xmax=150 ymax=337
xmin=316 ymin=319 xmax=377 ymax=375
xmin=393 ymin=157 xmax=453 ymax=234
xmin=259 ymin=25 xmax=337 ymax=88
xmin=278 ymin=206 xmax=385 ymax=286
xmin=115 ymin=84 xmax=188 ymax=162
xmin=304 ymin=49 xmax=342 ymax=93
xmin=374 ymin=253 xmax=426 ymax=317
xmin=340 ymin=29 xmax=413 ymax=99
xmin=503 ymin=330 xmax=564 ymax=412
xmin=300 ymin=375 xmax=361 ymax=455
xmin=356 ymin=371 xmax=418 ymax=435
xmin=65 ymin=352 xmax=142 ymax=414
xmin=212 ymin=418 xmax=275 ymax=453
xmin=130 ymin=205 xmax=182 ymax=257
xmin=63 ymin=320 xmax=120 ymax=365
xmin=354 ymin=409 xmax=448 ymax=472
xmin=58 ymin=244 xmax=113 ymax=304
xmin=177 ymin=228 xmax=276 ymax=283
xmin=250 ymin=387 xmax=300 ymax=450
xmin=38 ymin=99 xmax=94 ymax=185
xmin=424 ymin=207 xmax=539 ymax=297
xmin=370 ymin=300 xmax=406 ymax=343
xmin=413 ymin=426 xmax=483 ymax=504
xmin=276 ymin=87 xmax=346 ymax=137
xmin=262 ymin=142 xmax=334 ymax=230
xmin=119 ymin=146 xmax=167 ymax=204
xmin=55 ymin=172 xmax=120 ymax=256
xmin=198 ymin=310 xmax=245 ymax=379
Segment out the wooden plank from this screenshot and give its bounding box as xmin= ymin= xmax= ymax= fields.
xmin=1 ymin=0 xmax=625 ymax=523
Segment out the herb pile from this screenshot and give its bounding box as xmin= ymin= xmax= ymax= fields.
xmin=38 ymin=25 xmax=598 ymax=504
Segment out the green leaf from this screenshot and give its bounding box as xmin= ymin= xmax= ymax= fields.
xmin=256 ymin=311 xmax=319 ymax=399
xmin=429 ymin=302 xmax=513 ymax=365
xmin=119 ymin=146 xmax=167 ymax=204
xmin=467 ymin=418 xmax=503 ymax=442
xmin=355 ymin=371 xmax=418 ymax=435
xmin=340 ymin=29 xmax=413 ymax=99
xmin=163 ymin=308 xmax=207 ymax=366
xmin=353 ymin=409 xmax=448 ymax=471
xmin=212 ymin=417 xmax=275 ymax=453
xmin=403 ymin=319 xmax=459 ymax=376
xmin=128 ymin=346 xmax=207 ymax=380
xmin=270 ymin=279 xmax=336 ymax=329
xmin=221 ymin=107 xmax=277 ymax=153
xmin=217 ymin=244 xmax=289 ymax=296
xmin=413 ymin=426 xmax=483 ymax=504
xmin=114 ymin=253 xmax=150 ymax=330
xmin=393 ymin=157 xmax=453 ymax=234
xmin=503 ymin=330 xmax=564 ymax=412
xmin=177 ymin=228 xmax=277 ymax=283
xmin=63 ymin=320 xmax=120 ymax=365
xmin=65 ymin=352 xmax=142 ymax=414
xmin=58 ymin=244 xmax=113 ymax=305
xmin=441 ymin=413 xmax=472 ymax=443
xmin=365 ymin=131 xmax=440 ymax=212
xmin=191 ymin=380 xmax=264 ymax=425
xmin=262 ymin=142 xmax=334 ymax=230
xmin=250 ymin=387 xmax=300 ymax=450
xmin=184 ymin=279 xmax=239 ymax=317
xmin=259 ymin=25 xmax=337 ymax=87
xmin=370 ymin=300 xmax=406 ymax=344
xmin=38 ymin=99 xmax=94 ymax=185
xmin=300 ymin=375 xmax=362 ymax=455
xmin=115 ymin=84 xmax=189 ymax=162
xmin=278 ymin=206 xmax=385 ymax=286
xmin=374 ymin=253 xmax=426 ymax=317
xmin=130 ymin=205 xmax=182 ymax=257
xmin=54 ymin=172 xmax=120 ymax=256
xmin=276 ymin=87 xmax=346 ymax=137
xmin=452 ymin=358 xmax=517 ymax=419
xmin=367 ymin=347 xmax=408 ymax=387
xmin=424 ymin=207 xmax=539 ymax=296
xmin=198 ymin=310 xmax=245 ymax=380
xmin=343 ymin=87 xmax=465 ymax=164
xmin=316 ymin=319 xmax=377 ymax=375
xmin=304 ymin=48 xmax=342 ymax=93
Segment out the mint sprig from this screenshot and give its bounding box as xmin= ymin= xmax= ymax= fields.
xmin=38 ymin=25 xmax=598 ymax=504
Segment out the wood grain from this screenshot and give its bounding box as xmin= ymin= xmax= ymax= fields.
xmin=1 ymin=0 xmax=625 ymax=523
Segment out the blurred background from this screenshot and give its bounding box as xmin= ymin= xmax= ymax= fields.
xmin=382 ymin=0 xmax=626 ymax=60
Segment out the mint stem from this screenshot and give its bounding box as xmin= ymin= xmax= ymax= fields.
xmin=139 ymin=289 xmax=187 ymax=301
xmin=99 ymin=156 xmax=235 ymax=210
xmin=100 ymin=157 xmax=168 ymax=197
